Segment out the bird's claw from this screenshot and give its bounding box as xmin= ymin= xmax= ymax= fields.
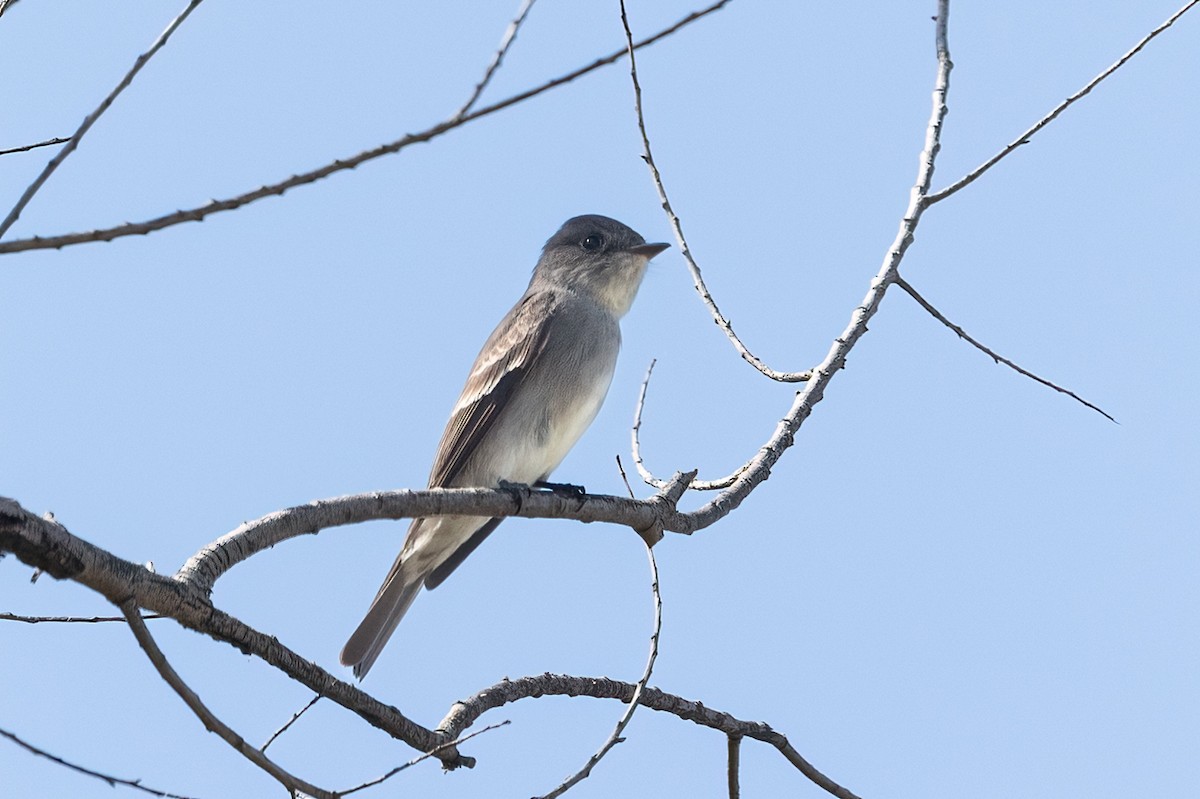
xmin=534 ymin=480 xmax=587 ymax=498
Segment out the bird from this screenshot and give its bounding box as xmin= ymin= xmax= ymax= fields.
xmin=340 ymin=214 xmax=669 ymax=678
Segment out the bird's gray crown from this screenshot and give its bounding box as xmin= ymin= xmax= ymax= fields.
xmin=541 ymin=214 xmax=648 ymax=256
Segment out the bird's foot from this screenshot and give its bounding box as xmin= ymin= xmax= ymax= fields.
xmin=534 ymin=479 xmax=587 ymax=498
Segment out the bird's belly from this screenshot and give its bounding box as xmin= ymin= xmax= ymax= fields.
xmin=484 ymin=368 xmax=613 ymax=484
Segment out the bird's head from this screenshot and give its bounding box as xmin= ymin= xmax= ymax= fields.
xmin=534 ymin=214 xmax=669 ymax=317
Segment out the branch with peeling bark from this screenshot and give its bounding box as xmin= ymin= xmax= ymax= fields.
xmin=437 ymin=673 xmax=861 ymax=799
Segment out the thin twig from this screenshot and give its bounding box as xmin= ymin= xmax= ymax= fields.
xmin=0 ymin=0 xmax=206 ymax=240
xmin=0 ymin=725 xmax=200 ymax=799
xmin=0 ymin=611 xmax=163 ymax=623
xmin=727 ymin=734 xmax=742 ymax=799
xmin=455 ymin=0 xmax=538 ymax=119
xmin=630 ymin=359 xmax=668 ymax=488
xmin=621 ymin=1 xmax=809 ymax=384
xmin=927 ymin=0 xmax=1200 ymax=204
xmin=260 ymin=693 xmax=322 ymax=753
xmin=119 ymin=601 xmax=335 ymax=799
xmin=895 ymin=276 xmax=1115 ymax=421
xmin=631 ymin=359 xmax=744 ymax=491
xmin=535 ymin=537 xmax=664 ymax=799
xmin=0 ymin=0 xmax=731 ymax=256
xmin=615 ymin=455 xmax=637 ymax=498
xmin=0 ymin=137 xmax=70 ymax=156
xmin=339 ymin=721 xmax=511 ymax=797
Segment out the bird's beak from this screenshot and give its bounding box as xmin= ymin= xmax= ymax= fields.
xmin=627 ymin=242 xmax=670 ymax=259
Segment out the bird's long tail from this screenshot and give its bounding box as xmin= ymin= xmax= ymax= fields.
xmin=340 ymin=555 xmax=423 ymax=679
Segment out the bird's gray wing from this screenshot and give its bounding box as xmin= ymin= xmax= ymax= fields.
xmin=419 ymin=291 xmax=558 ymax=589
xmin=427 ymin=290 xmax=557 ymax=489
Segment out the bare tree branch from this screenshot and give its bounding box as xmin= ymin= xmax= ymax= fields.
xmin=926 ymin=0 xmax=1200 ymax=204
xmin=0 ymin=611 xmax=162 ymax=623
xmin=175 ymin=476 xmax=695 ymax=595
xmin=0 ymin=136 xmax=70 ymax=156
xmin=0 ymin=725 xmax=199 ymax=799
xmin=536 ymin=538 xmax=664 ymax=798
xmin=455 ymin=0 xmax=539 ymax=119
xmin=120 ymin=600 xmax=335 ymax=799
xmin=615 ymin=454 xmax=637 ymax=498
xmin=437 ymin=673 xmax=862 ymax=799
xmin=620 ymin=0 xmax=811 ymax=384
xmin=895 ymin=275 xmax=1116 ymax=421
xmin=0 ymin=0 xmax=206 ymax=240
xmin=0 ymin=0 xmax=732 ymax=256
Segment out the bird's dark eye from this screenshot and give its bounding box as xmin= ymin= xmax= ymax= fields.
xmin=581 ymin=234 xmax=605 ymax=251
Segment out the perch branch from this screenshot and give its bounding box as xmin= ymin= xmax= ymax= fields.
xmin=176 ymin=476 xmax=695 ymax=594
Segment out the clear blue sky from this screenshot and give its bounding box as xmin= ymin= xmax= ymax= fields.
xmin=3 ymin=2 xmax=1197 ymax=797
